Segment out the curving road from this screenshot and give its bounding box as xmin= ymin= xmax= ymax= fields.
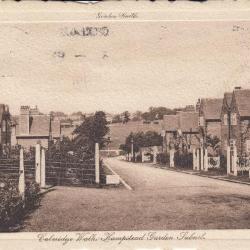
xmin=22 ymin=157 xmax=250 ymax=231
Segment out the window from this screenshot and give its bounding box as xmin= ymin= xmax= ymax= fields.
xmin=246 ymin=140 xmax=250 ymax=153
xmin=199 ymin=116 xmax=204 ymax=126
xmin=231 ymin=113 xmax=237 ymax=125
xmin=223 ymin=114 xmax=228 ymax=125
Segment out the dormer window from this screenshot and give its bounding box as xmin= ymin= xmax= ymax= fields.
xmin=223 ymin=114 xmax=228 ymax=125
xmin=198 ymin=116 xmax=204 ymax=126
xmin=231 ymin=113 xmax=237 ymax=125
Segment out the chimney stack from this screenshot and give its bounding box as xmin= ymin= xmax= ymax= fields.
xmin=19 ymin=106 xmax=30 ymax=135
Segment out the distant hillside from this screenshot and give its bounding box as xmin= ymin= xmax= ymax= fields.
xmin=107 ymin=120 xmax=163 ymax=149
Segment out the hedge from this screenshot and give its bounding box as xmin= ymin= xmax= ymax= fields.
xmin=0 ymin=178 xmax=41 ymax=231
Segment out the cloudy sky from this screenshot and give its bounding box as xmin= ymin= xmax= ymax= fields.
xmin=1 ymin=18 xmax=250 ymax=115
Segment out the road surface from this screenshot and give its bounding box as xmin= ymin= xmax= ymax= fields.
xmin=22 ymin=157 xmax=250 ymax=231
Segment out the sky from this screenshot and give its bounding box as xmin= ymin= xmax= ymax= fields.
xmin=1 ymin=19 xmax=250 ymax=115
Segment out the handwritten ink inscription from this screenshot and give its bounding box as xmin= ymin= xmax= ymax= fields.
xmin=62 ymin=26 xmax=109 ymax=37
xmin=96 ymin=12 xmax=138 ymax=19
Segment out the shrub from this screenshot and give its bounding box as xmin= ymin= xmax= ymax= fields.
xmin=136 ymin=154 xmax=142 ymax=162
xmin=156 ymin=153 xmax=169 ymax=164
xmin=0 ymin=179 xmax=41 ymax=231
xmin=174 ymin=152 xmax=193 ymax=168
xmin=25 ymin=181 xmax=41 ymax=209
xmin=220 ymin=155 xmax=227 ymax=170
xmin=0 ymin=178 xmax=24 ymax=231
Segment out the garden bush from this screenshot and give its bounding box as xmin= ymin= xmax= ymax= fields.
xmin=156 ymin=153 xmax=169 ymax=164
xmin=0 ymin=178 xmax=41 ymax=231
xmin=136 ymin=154 xmax=142 ymax=162
xmin=174 ymin=151 xmax=193 ymax=168
xmin=0 ymin=178 xmax=24 ymax=231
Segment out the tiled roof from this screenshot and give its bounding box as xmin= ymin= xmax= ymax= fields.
xmin=179 ymin=112 xmax=199 ymax=132
xmin=200 ymin=98 xmax=223 ymax=120
xmin=29 ymin=115 xmax=50 ymax=136
xmin=234 ymin=89 xmax=250 ymax=117
xmin=51 ymin=118 xmax=61 ymax=138
xmin=163 ymin=114 xmax=179 ymax=132
xmin=163 ymin=112 xmax=199 ymax=133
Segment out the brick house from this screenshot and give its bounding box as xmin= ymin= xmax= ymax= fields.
xmin=0 ymin=104 xmax=11 ymax=154
xmin=15 ymin=106 xmax=61 ymax=149
xmin=197 ymin=98 xmax=223 ymax=146
xmin=230 ymin=88 xmax=250 ymax=156
xmin=163 ymin=112 xmax=199 ymax=153
xmin=220 ymin=92 xmax=233 ymax=156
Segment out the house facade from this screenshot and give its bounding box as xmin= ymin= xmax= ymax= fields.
xmin=15 ymin=106 xmax=61 ymax=149
xmin=229 ymin=88 xmax=250 ymax=156
xmin=220 ymin=92 xmax=233 ymax=156
xmin=197 ymin=98 xmax=223 ymax=153
xmin=163 ymin=111 xmax=199 ymax=153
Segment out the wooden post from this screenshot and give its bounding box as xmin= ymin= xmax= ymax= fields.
xmin=18 ymin=148 xmax=25 ymax=201
xmin=204 ymin=149 xmax=208 ymax=171
xmin=35 ymin=143 xmax=41 ymax=184
xmin=193 ymin=149 xmax=196 ymax=170
xmin=153 ymin=146 xmax=157 ymax=164
xmin=200 ymin=148 xmax=204 ymax=171
xmin=170 ymin=149 xmax=175 ymax=167
xmin=40 ymin=148 xmax=46 ymax=188
xmin=197 ymin=149 xmax=200 ymax=171
xmin=227 ymin=146 xmax=231 ymax=175
xmin=95 ymin=143 xmax=100 ymax=184
xmin=141 ymin=151 xmax=145 ymax=163
xmin=233 ymin=146 xmax=237 ymax=176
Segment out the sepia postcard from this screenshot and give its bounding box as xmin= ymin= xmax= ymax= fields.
xmin=0 ymin=1 xmax=250 ymax=250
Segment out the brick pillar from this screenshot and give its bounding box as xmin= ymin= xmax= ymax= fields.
xmin=18 ymin=148 xmax=25 ymax=200
xmin=95 ymin=143 xmax=100 ymax=184
xmin=227 ymin=146 xmax=231 ymax=175
xmin=40 ymin=148 xmax=46 ymax=188
xmin=35 ymin=143 xmax=41 ymax=184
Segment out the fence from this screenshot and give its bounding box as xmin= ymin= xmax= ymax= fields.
xmin=46 ymin=160 xmax=96 ymax=186
xmin=0 ymin=143 xmax=102 ymax=189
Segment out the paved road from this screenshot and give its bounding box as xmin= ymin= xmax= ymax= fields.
xmin=22 ymin=158 xmax=250 ymax=231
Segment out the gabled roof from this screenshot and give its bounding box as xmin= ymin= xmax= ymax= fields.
xmin=163 ymin=112 xmax=199 ymax=133
xmin=200 ymin=98 xmax=223 ymax=120
xmin=51 ymin=118 xmax=61 ymax=138
xmin=224 ymin=92 xmax=233 ymax=107
xmin=29 ymin=115 xmax=50 ymax=136
xmin=163 ymin=114 xmax=179 ymax=132
xmin=234 ymin=89 xmax=250 ymax=117
xmin=179 ymin=112 xmax=199 ymax=133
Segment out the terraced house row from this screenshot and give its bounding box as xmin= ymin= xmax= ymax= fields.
xmin=162 ymin=86 xmax=250 ymax=160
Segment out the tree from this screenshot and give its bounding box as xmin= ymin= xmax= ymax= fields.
xmin=112 ymin=114 xmax=122 ymax=123
xmin=141 ymin=107 xmax=176 ymax=121
xmin=131 ymin=111 xmax=143 ymax=121
xmin=120 ymin=131 xmax=162 ymax=154
xmin=122 ymin=111 xmax=130 ymax=124
xmin=73 ymin=111 xmax=109 ymax=153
